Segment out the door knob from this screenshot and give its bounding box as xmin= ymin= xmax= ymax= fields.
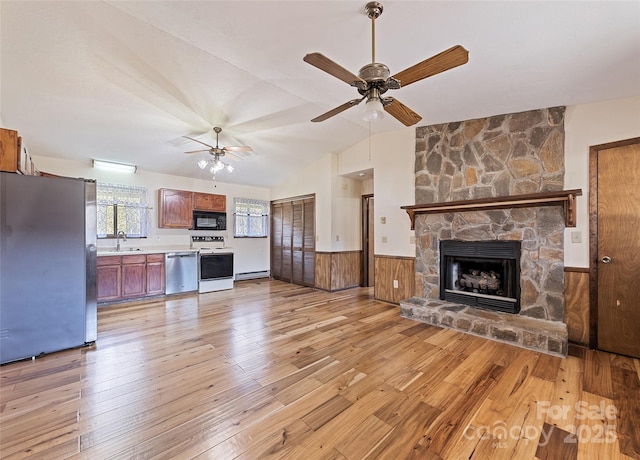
xmin=601 ymin=256 xmax=612 ymax=264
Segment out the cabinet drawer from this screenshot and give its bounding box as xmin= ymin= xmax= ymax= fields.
xmin=97 ymin=256 xmax=121 ymax=266
xmin=146 ymin=253 xmax=165 ymax=263
xmin=122 ymin=254 xmax=146 ymax=264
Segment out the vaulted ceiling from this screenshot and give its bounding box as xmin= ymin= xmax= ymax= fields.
xmin=2 ymin=1 xmax=639 ymax=187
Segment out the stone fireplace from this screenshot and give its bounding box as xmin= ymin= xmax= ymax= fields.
xmin=399 ymin=107 xmax=571 ymax=357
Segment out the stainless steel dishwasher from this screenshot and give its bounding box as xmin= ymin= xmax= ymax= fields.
xmin=165 ymin=252 xmax=198 ymax=294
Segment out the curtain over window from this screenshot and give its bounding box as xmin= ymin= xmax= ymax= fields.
xmin=233 ymin=197 xmax=269 ymax=237
xmin=96 ymin=182 xmax=149 ymax=238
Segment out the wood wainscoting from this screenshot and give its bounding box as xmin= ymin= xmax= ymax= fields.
xmin=374 ymin=255 xmax=415 ymax=304
xmin=564 ymin=267 xmax=590 ymax=346
xmin=315 ymin=251 xmax=361 ymax=291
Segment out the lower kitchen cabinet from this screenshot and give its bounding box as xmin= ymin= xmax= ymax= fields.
xmin=146 ymin=254 xmax=166 ymax=296
xmin=97 ymin=253 xmax=166 ymax=303
xmin=121 ymin=255 xmax=146 ymax=298
xmin=97 ymin=256 xmax=121 ymax=301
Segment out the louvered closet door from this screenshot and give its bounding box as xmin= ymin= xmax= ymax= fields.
xmin=302 ymin=198 xmax=315 ymax=286
xmin=270 ymin=196 xmax=315 ymax=287
xmin=270 ymin=203 xmax=283 ymax=279
xmin=292 ymin=201 xmax=304 ymax=285
xmin=281 ymin=202 xmax=293 ymax=282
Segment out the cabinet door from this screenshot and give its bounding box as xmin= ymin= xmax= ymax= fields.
xmin=121 ymin=255 xmax=146 ymax=298
xmin=0 ymin=128 xmax=19 ymax=173
xmin=97 ymin=257 xmax=122 ymax=302
xmin=194 ymin=192 xmax=226 ymax=212
xmin=146 ymin=254 xmax=165 ymax=296
xmin=158 ymin=189 xmax=193 ymax=228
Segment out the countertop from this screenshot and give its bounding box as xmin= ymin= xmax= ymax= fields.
xmin=97 ymin=246 xmax=199 ymax=256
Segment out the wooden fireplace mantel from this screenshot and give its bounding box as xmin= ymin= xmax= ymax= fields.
xmin=401 ymin=189 xmax=582 ymax=230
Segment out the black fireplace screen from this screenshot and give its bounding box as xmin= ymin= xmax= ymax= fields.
xmin=440 ymin=240 xmax=521 ymax=314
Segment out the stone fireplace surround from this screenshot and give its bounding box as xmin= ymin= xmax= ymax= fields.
xmin=399 ymin=107 xmax=570 ymax=357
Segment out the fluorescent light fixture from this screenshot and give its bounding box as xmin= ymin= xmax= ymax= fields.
xmin=92 ymin=159 xmax=137 ymax=173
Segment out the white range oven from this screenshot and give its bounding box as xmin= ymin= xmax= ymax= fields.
xmin=191 ymin=236 xmax=234 ymax=293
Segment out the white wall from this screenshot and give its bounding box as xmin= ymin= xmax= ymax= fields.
xmin=271 ymin=153 xmax=334 ymax=251
xmin=564 ymin=96 xmax=640 ymax=267
xmin=32 ymin=155 xmax=271 ymax=275
xmin=338 ymin=127 xmax=416 ymax=257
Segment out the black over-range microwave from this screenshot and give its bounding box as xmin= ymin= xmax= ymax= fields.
xmin=192 ymin=211 xmax=227 ymax=230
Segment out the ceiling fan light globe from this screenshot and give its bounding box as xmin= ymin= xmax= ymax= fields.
xmin=197 ymin=159 xmax=208 ymax=169
xmin=226 ymin=164 xmax=235 ymax=173
xmin=363 ymin=98 xmax=385 ymax=121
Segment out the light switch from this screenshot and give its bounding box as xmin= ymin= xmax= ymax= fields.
xmin=381 ymin=236 xmax=388 ymax=243
xmin=571 ymin=231 xmax=582 ymax=243
xmin=380 ymin=217 xmax=386 ymax=224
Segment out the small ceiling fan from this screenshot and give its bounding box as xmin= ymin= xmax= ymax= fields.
xmin=183 ymin=127 xmax=252 ymax=177
xmin=304 ymin=1 xmax=469 ymax=126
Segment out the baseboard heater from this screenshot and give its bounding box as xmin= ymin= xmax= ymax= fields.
xmin=235 ymin=270 xmax=270 ymax=281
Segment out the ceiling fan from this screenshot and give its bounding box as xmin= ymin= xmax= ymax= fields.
xmin=183 ymin=127 xmax=252 ymax=177
xmin=304 ymin=1 xmax=469 ymax=127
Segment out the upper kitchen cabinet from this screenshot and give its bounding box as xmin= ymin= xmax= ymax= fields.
xmin=0 ymin=128 xmax=36 ymax=175
xmin=193 ymin=192 xmax=226 ymax=212
xmin=158 ymin=188 xmax=193 ymax=228
xmin=158 ymin=188 xmax=227 ymax=228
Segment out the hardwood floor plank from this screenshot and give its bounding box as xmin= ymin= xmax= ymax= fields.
xmin=0 ymin=280 xmax=637 ymax=459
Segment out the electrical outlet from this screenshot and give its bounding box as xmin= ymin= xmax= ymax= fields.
xmin=393 ymin=280 xmax=399 ymax=289
xmin=381 ymin=236 xmax=388 ymax=243
xmin=336 ymin=235 xmax=340 ymax=242
xmin=340 ymin=183 xmax=348 ymax=190
xmin=571 ymin=231 xmax=582 ymax=243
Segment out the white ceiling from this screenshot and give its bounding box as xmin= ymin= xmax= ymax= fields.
xmin=2 ymin=1 xmax=639 ymax=188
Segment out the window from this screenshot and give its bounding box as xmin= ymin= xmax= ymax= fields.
xmin=96 ymin=183 xmax=149 ymax=238
xmin=233 ymin=198 xmax=269 ymax=237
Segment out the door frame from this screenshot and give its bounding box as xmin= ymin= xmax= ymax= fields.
xmin=361 ymin=194 xmax=374 ymax=287
xmin=588 ymin=136 xmax=640 ymax=349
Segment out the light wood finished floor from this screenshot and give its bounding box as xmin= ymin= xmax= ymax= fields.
xmin=1 ymin=280 xmax=639 ymax=459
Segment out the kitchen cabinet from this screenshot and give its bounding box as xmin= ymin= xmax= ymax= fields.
xmin=0 ymin=128 xmax=35 ymax=175
xmin=146 ymin=254 xmax=166 ymax=296
xmin=121 ymin=255 xmax=146 ymax=298
xmin=158 ymin=189 xmax=193 ymax=228
xmin=193 ymin=192 xmax=226 ymax=212
xmin=97 ymin=253 xmax=166 ymax=303
xmin=158 ymin=188 xmax=227 ymax=228
xmin=97 ymin=256 xmax=122 ymax=301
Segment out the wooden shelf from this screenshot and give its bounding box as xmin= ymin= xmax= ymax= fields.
xmin=401 ymin=189 xmax=582 ymax=230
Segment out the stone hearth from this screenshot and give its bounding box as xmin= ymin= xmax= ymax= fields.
xmin=401 ymin=107 xmax=569 ymax=356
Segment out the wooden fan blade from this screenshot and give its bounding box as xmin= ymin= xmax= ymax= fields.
xmin=383 ymin=98 xmax=422 ymax=127
xmin=183 ymin=135 xmax=214 ymax=149
xmin=392 ymin=45 xmax=469 ymax=88
xmin=224 ymin=146 xmax=253 ymax=152
xmin=223 ymin=151 xmax=243 ymax=162
xmin=184 ymin=149 xmax=210 ymax=154
xmin=304 ymin=53 xmax=365 ymax=86
xmin=311 ymin=98 xmax=364 ymax=122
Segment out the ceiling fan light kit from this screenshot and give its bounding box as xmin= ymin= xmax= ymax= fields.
xmin=183 ymin=126 xmax=251 ymax=180
xmin=304 ymin=1 xmax=469 ymax=127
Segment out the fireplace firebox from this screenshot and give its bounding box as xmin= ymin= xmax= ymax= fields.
xmin=440 ymin=240 xmax=521 ymax=314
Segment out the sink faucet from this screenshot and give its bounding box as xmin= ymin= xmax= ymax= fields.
xmin=116 ymin=230 xmax=127 ymax=251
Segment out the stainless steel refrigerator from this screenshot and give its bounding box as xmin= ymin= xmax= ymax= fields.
xmin=0 ymin=172 xmax=97 ymax=364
